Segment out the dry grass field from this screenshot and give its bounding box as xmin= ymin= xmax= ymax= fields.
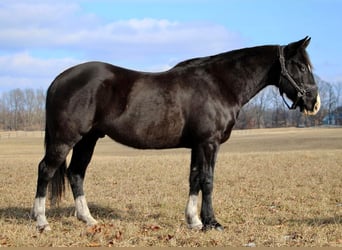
xmin=0 ymin=127 xmax=341 ymax=247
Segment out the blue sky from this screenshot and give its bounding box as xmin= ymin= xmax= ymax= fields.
xmin=0 ymin=0 xmax=341 ymax=93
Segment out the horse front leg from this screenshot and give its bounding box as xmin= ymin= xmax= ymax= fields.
xmin=185 ymin=156 xmax=203 ymax=229
xmin=200 ymin=166 xmax=223 ymax=231
xmin=200 ymin=142 xmax=223 ymax=231
xmin=185 ymin=142 xmax=223 ymax=231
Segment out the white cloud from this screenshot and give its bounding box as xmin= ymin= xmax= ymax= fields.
xmin=0 ymin=52 xmax=81 ymax=92
xmin=0 ymin=1 xmax=245 ymax=93
xmin=0 ymin=0 xmax=243 ymax=58
xmin=1 ymin=17 xmax=242 ymax=59
xmin=0 ymin=52 xmax=80 ymax=76
xmin=0 ymin=2 xmax=80 ymax=27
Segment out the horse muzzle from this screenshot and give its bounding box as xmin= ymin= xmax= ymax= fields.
xmin=303 ymin=94 xmax=320 ymax=116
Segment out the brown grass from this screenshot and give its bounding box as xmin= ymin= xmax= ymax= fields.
xmin=0 ymin=127 xmax=341 ymax=247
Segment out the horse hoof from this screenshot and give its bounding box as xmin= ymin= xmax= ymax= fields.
xmin=37 ymin=224 xmax=51 ymax=232
xmin=187 ymin=222 xmax=203 ymax=231
xmin=86 ymin=219 xmax=98 ymax=226
xmin=76 ymin=212 xmax=98 ymax=226
xmin=202 ymin=222 xmax=224 ymax=232
xmin=214 ymin=223 xmax=224 ymax=232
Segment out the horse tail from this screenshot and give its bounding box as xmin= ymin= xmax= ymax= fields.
xmin=44 ymin=123 xmax=67 ymax=206
xmin=48 ymin=160 xmax=67 ymax=206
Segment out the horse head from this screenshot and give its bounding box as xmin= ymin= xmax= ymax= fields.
xmin=278 ymin=36 xmax=320 ymax=115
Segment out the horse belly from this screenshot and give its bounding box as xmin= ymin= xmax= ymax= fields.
xmin=111 ymin=114 xmax=184 ymax=149
xmin=108 ymin=98 xmax=185 ymax=149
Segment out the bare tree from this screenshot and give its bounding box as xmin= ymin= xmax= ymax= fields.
xmin=34 ymin=89 xmax=46 ymax=130
xmin=24 ymin=89 xmax=36 ymax=129
xmin=251 ymin=88 xmax=270 ymax=128
xmin=270 ymin=86 xmax=289 ymax=127
xmin=0 ymin=88 xmax=46 ymax=130
xmin=334 ymin=82 xmax=342 ymax=109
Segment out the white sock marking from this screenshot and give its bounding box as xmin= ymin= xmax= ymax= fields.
xmin=32 ymin=197 xmax=51 ymax=230
xmin=185 ymin=194 xmax=203 ymax=229
xmin=75 ymin=195 xmax=97 ymax=225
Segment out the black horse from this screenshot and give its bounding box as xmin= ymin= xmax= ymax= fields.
xmin=31 ymin=37 xmax=320 ymax=231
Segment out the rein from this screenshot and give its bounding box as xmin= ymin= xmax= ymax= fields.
xmin=278 ymin=46 xmax=308 ymax=110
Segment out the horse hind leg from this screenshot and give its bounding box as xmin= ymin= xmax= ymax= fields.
xmin=67 ymin=131 xmax=100 ymax=226
xmin=31 ymin=142 xmax=72 ymax=231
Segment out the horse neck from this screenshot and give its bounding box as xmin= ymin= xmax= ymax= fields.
xmin=218 ymin=46 xmax=280 ymax=107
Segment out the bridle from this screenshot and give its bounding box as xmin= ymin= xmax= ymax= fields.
xmin=278 ymin=46 xmax=311 ymax=110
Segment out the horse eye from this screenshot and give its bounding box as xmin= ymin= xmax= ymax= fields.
xmin=306 ymin=91 xmax=311 ymax=97
xmin=300 ymin=65 xmax=306 ymax=72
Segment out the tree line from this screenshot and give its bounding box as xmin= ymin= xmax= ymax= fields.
xmin=236 ymin=76 xmax=341 ymax=128
xmin=0 ymin=88 xmax=45 ymax=130
xmin=0 ymin=76 xmax=341 ymax=131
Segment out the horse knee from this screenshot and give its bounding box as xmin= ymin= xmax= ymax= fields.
xmin=200 ymin=176 xmax=213 ymax=195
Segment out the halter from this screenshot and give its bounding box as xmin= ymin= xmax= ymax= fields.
xmin=278 ymin=46 xmax=308 ymax=110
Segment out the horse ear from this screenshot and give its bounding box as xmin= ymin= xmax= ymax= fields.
xmin=302 ymin=36 xmax=311 ymax=49
xmin=286 ymin=36 xmax=311 ymax=57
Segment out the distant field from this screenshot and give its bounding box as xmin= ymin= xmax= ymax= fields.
xmin=0 ymin=128 xmax=341 ymax=247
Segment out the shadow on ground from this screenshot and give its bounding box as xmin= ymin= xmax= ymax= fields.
xmin=0 ymin=203 xmax=141 ymax=224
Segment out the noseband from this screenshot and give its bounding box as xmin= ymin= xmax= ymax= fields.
xmin=278 ymin=46 xmax=310 ymax=110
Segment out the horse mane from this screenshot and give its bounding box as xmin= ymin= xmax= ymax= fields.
xmin=172 ymin=45 xmax=275 ymax=69
xmin=174 ymin=45 xmax=313 ymax=72
xmin=173 ymin=54 xmax=221 ymax=68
